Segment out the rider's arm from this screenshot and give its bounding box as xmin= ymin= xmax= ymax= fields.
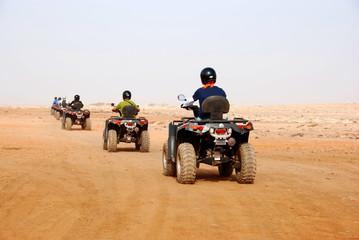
xmin=116 ymin=102 xmax=122 ymax=110
xmin=182 ymin=97 xmax=195 ymax=107
xmin=131 ymin=101 xmax=140 ymax=112
xmin=112 ymin=102 xmax=121 ymax=112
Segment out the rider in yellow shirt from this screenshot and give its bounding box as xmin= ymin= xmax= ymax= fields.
xmin=112 ymin=90 xmax=140 ymax=118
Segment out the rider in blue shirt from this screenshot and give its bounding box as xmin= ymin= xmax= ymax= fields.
xmin=56 ymin=97 xmax=62 ymax=107
xmin=53 ymin=97 xmax=58 ymax=106
xmin=183 ymin=67 xmax=227 ymax=119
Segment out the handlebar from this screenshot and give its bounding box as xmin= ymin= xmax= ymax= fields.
xmin=112 ymin=108 xmax=122 ymax=116
xmin=181 ymin=104 xmax=199 ymax=118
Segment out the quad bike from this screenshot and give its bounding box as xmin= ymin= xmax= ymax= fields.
xmin=50 ymin=106 xmax=56 ymax=115
xmin=53 ymin=105 xmax=62 ymax=120
xmin=61 ymin=107 xmax=91 ymax=130
xmin=102 ymin=104 xmax=150 ymax=152
xmin=162 ymin=94 xmax=256 ymax=184
xmin=54 ymin=106 xmax=67 ymax=120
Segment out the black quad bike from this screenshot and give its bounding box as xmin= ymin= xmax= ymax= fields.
xmin=102 ymin=104 xmax=150 ymax=152
xmin=162 ymin=94 xmax=256 ymax=184
xmin=61 ymin=107 xmax=91 ymax=130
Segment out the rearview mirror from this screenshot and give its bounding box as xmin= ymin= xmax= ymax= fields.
xmin=111 ymin=103 xmax=115 ymax=107
xmin=177 ymin=94 xmax=186 ymax=101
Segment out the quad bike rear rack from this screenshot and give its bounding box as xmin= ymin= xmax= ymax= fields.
xmin=174 ymin=117 xmax=248 ymax=125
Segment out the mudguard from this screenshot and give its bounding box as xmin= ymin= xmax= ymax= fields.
xmin=167 ymin=122 xmax=178 ymax=161
xmin=103 ymin=120 xmax=109 ymax=140
xmin=62 ymin=112 xmax=66 ymax=125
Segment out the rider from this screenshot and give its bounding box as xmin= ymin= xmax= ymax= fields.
xmin=68 ymin=94 xmax=84 ymax=110
xmin=52 ymin=97 xmax=58 ymax=106
xmin=182 ymin=67 xmax=227 ymax=120
xmin=61 ymin=96 xmax=67 ymax=108
xmin=56 ymin=97 xmax=62 ymax=107
xmin=112 ymin=90 xmax=140 ymax=118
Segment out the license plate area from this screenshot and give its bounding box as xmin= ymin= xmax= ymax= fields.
xmin=214 ymin=139 xmax=227 ymax=145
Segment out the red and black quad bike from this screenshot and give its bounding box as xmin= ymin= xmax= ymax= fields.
xmin=162 ymin=94 xmax=256 ymax=184
xmin=102 ymin=104 xmax=150 ymax=152
xmin=50 ymin=105 xmax=56 ymax=116
xmin=61 ymin=108 xmax=91 ymax=130
xmin=55 ymin=106 xmax=67 ymax=120
xmin=53 ymin=105 xmax=63 ymax=120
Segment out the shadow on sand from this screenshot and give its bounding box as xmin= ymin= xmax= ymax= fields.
xmin=192 ymin=167 xmax=237 ymax=183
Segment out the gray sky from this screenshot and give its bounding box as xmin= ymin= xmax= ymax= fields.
xmin=0 ymin=0 xmax=358 ymax=106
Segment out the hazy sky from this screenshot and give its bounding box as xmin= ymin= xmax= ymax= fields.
xmin=0 ymin=0 xmax=358 ymax=106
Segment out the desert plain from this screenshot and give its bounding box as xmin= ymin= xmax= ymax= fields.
xmin=0 ymin=103 xmax=358 ymax=240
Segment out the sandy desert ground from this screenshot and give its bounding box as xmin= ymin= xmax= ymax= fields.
xmin=0 ymin=103 xmax=358 ymax=240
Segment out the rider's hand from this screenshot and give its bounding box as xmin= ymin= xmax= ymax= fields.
xmin=112 ymin=107 xmax=117 ymax=112
xmin=181 ymin=104 xmax=190 ymax=110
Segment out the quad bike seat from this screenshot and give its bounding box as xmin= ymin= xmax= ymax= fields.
xmin=202 ymin=96 xmax=230 ymax=120
xmin=122 ymin=105 xmax=138 ymax=119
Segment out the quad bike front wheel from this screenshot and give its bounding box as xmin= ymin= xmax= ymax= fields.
xmin=107 ymin=129 xmax=117 ymax=152
xmin=139 ymin=130 xmax=150 ymax=152
xmin=65 ymin=117 xmax=72 ymax=130
xmin=176 ymin=143 xmax=196 ymax=184
xmin=51 ymin=108 xmax=55 ymax=115
xmin=235 ymin=143 xmax=256 ymax=184
xmin=162 ymin=140 xmax=176 ymax=176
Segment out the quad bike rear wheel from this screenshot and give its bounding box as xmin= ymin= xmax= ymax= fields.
xmin=162 ymin=140 xmax=176 ymax=176
xmin=107 ymin=129 xmax=117 ymax=152
xmin=139 ymin=130 xmax=150 ymax=152
xmin=65 ymin=117 xmax=72 ymax=130
xmin=235 ymin=143 xmax=256 ymax=184
xmin=176 ymin=143 xmax=196 ymax=184
xmin=55 ymin=111 xmax=61 ymax=120
xmin=82 ymin=118 xmax=91 ymax=130
xmin=218 ymin=162 xmax=234 ymax=177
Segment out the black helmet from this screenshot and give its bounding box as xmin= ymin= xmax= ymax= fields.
xmin=200 ymin=67 xmax=217 ymax=85
xmin=54 ymin=97 xmax=57 ymax=100
xmin=58 ymin=97 xmax=62 ymax=100
xmin=123 ymin=90 xmax=131 ymax=100
xmin=74 ymin=94 xmax=80 ymax=101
